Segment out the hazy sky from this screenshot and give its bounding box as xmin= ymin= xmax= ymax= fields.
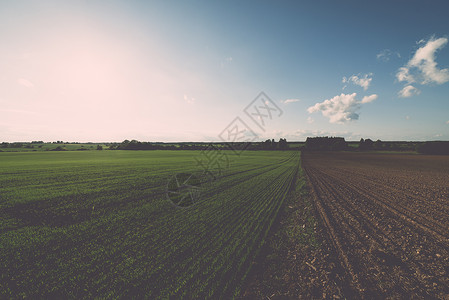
xmin=1 ymin=0 xmax=449 ymax=142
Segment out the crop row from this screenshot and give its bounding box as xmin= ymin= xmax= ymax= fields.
xmin=0 ymin=150 xmax=300 ymax=298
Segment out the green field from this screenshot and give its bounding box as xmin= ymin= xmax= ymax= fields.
xmin=0 ymin=150 xmax=301 ymax=298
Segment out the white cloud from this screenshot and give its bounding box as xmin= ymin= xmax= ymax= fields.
xmin=376 ymin=49 xmax=400 ymax=62
xmin=406 ymin=115 xmax=410 ymax=120
xmin=17 ymin=78 xmax=34 ymax=88
xmin=361 ymin=94 xmax=378 ymax=104
xmin=342 ymin=73 xmax=373 ymax=90
xmin=398 ymin=85 xmax=420 ymax=98
xmin=396 ymin=67 xmax=415 ymax=83
xmin=281 ymin=98 xmax=300 ymax=104
xmin=397 ymin=37 xmax=449 ymax=89
xmin=307 ymin=93 xmax=377 ymax=124
xmin=307 ymin=116 xmax=314 ymax=124
xmin=183 ymin=94 xmax=195 ymax=104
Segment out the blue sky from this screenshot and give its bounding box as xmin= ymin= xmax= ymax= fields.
xmin=1 ymin=0 xmax=449 ymax=142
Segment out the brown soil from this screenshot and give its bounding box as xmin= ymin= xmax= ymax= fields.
xmin=303 ymin=152 xmax=449 ymax=299
xmin=243 ymin=152 xmax=449 ymax=299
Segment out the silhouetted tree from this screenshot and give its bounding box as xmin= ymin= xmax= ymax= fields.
xmin=305 ymin=137 xmax=347 ymax=151
xmin=416 ymin=141 xmax=449 ymax=155
xmin=359 ymin=138 xmax=374 ymax=151
xmin=374 ymin=139 xmax=383 ymax=150
xmin=278 ymin=138 xmax=288 ymax=150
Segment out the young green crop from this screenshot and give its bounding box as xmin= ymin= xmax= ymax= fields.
xmin=0 ymin=150 xmax=300 ymax=298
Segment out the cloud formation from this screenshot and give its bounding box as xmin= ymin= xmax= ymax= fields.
xmin=376 ymin=49 xmax=400 ymax=62
xmin=307 ymin=93 xmax=377 ymax=124
xmin=281 ymin=98 xmax=300 ymax=104
xmin=361 ymin=94 xmax=378 ymax=103
xmin=396 ymin=67 xmax=415 ymax=83
xmin=398 ymin=85 xmax=420 ymax=98
xmin=396 ymin=37 xmax=449 ymax=97
xmin=342 ymin=73 xmax=373 ymax=90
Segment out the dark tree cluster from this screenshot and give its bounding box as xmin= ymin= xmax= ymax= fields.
xmin=110 ymin=140 xmax=180 ymax=150
xmin=248 ymin=138 xmax=289 ymax=150
xmin=1 ymin=142 xmax=24 ymax=148
xmin=358 ymin=139 xmax=418 ymax=152
xmin=358 ymin=138 xmax=374 ymax=151
xmin=304 ymin=137 xmax=347 ymax=151
xmin=108 ymin=139 xmax=292 ymax=151
xmin=416 ymin=141 xmax=449 ymax=155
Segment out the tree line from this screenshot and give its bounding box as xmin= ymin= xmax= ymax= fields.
xmin=109 ymin=139 xmax=290 ymax=151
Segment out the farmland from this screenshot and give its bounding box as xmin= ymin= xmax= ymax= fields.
xmin=2 ymin=149 xmax=449 ymax=298
xmin=0 ymin=150 xmax=300 ymax=298
xmin=303 ymin=152 xmax=449 ymax=298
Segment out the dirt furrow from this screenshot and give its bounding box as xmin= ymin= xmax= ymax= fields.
xmin=324 ymin=167 xmax=449 ymax=235
xmin=306 ymin=165 xmax=432 ymax=297
xmin=308 ymin=166 xmax=440 ymax=297
xmin=304 ymin=166 xmax=365 ymax=296
xmin=333 ymin=171 xmax=449 ymax=245
xmin=303 ymin=152 xmax=449 ymax=298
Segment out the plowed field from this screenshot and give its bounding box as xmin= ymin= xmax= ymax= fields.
xmin=303 ymin=152 xmax=449 ymax=298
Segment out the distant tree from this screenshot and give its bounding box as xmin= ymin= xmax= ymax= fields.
xmin=374 ymin=139 xmax=383 ymax=150
xmin=305 ymin=137 xmax=347 ymax=151
xmin=97 ymin=145 xmax=103 ymax=150
xmin=11 ymin=143 xmax=23 ymax=148
xmin=278 ymin=138 xmax=288 ymax=150
xmin=331 ymin=139 xmax=347 ymax=151
xmin=262 ymin=139 xmax=272 ymax=150
xmin=416 ymin=141 xmax=449 ymax=155
xmin=359 ymin=138 xmax=374 ymax=151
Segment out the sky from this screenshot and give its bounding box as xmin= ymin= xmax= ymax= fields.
xmin=1 ymin=0 xmax=449 ymax=142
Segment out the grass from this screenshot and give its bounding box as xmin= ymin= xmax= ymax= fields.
xmin=0 ymin=150 xmax=300 ymax=298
